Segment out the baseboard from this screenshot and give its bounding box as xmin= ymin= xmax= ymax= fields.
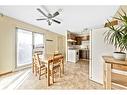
xmin=0 ymin=65 xmax=31 ymax=76
xmin=14 ymin=64 xmax=32 ymax=72
xmin=90 ymin=78 xmax=103 ymax=85
xmin=0 ymin=71 xmax=12 ymax=76
xmin=90 ymin=77 xmax=103 ymax=85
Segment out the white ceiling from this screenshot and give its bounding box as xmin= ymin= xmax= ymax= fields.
xmin=0 ymin=6 xmax=119 ymax=35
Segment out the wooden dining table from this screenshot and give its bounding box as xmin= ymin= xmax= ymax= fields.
xmin=39 ymin=54 xmax=64 ymax=86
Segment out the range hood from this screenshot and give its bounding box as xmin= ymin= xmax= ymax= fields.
xmin=67 ymin=39 xmax=77 ymax=42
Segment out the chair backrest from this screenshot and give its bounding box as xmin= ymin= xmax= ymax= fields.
xmin=33 ymin=53 xmax=40 ymax=66
xmin=53 ymin=51 xmax=62 ymax=56
xmin=53 ymin=53 xmax=62 ymax=56
xmin=53 ymin=55 xmax=63 ymax=65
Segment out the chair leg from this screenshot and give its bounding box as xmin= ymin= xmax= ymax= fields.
xmin=45 ymin=68 xmax=47 ymax=78
xmin=35 ymin=66 xmax=37 ymax=76
xmin=51 ymin=70 xmax=54 ymax=84
xmin=53 ymin=73 xmax=55 ymax=83
xmin=32 ymin=63 xmax=34 ymax=73
xmin=59 ymin=67 xmax=61 ymax=78
xmin=39 ymin=68 xmax=41 ymax=80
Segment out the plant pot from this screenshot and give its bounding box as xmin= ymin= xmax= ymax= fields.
xmin=113 ymin=52 xmax=126 ymax=61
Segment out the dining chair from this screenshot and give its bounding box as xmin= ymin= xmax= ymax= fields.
xmin=33 ymin=53 xmax=47 ymax=80
xmin=50 ymin=54 xmax=63 ymax=84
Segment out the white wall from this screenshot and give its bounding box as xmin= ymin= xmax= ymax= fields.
xmin=90 ymin=27 xmax=114 ymax=84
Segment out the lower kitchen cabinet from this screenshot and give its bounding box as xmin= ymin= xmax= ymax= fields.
xmin=68 ymin=49 xmax=79 ymax=63
xmin=79 ymin=49 xmax=89 ymax=59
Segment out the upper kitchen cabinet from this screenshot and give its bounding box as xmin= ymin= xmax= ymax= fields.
xmin=75 ymin=35 xmax=89 ymax=45
xmin=70 ymin=33 xmax=76 ymax=40
xmin=82 ymin=35 xmax=89 ymax=41
xmin=75 ymin=37 xmax=82 ymax=45
xmin=67 ymin=31 xmax=77 ymax=42
xmin=67 ymin=32 xmax=76 ymax=40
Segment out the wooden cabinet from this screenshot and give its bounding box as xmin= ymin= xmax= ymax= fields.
xmin=103 ymin=56 xmax=127 ymax=89
xmin=67 ymin=32 xmax=76 ymax=40
xmin=82 ymin=35 xmax=89 ymax=41
xmin=75 ymin=35 xmax=89 ymax=45
xmin=113 ymin=64 xmax=127 ymax=71
xmin=71 ymin=34 xmax=76 ymax=40
xmin=79 ymin=49 xmax=89 ymax=59
xmin=75 ymin=37 xmax=82 ymax=45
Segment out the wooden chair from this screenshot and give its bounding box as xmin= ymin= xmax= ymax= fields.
xmin=50 ymin=55 xmax=63 ymax=84
xmin=33 ymin=53 xmax=47 ymax=80
xmin=53 ymin=51 xmax=62 ymax=56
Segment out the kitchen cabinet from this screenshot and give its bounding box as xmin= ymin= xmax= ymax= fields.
xmin=67 ymin=32 xmax=76 ymax=40
xmin=79 ymin=49 xmax=89 ymax=59
xmin=75 ymin=37 xmax=82 ymax=45
xmin=82 ymin=35 xmax=89 ymax=41
xmin=75 ymin=35 xmax=89 ymax=45
xmin=71 ymin=34 xmax=76 ymax=40
xmin=68 ymin=49 xmax=79 ymax=63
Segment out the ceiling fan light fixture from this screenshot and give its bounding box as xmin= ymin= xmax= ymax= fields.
xmin=36 ymin=7 xmax=62 ymax=26
xmin=47 ymin=19 xmax=52 ymax=25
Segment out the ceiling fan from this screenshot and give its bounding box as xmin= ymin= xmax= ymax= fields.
xmin=36 ymin=6 xmax=62 ymax=25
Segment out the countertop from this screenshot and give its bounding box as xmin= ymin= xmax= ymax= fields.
xmin=79 ymin=48 xmax=89 ymax=50
xmin=102 ymin=56 xmax=127 ymax=66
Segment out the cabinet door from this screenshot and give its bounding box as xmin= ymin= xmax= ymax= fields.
xmin=86 ymin=50 xmax=89 ymax=59
xmin=79 ymin=50 xmax=87 ymax=59
xmin=87 ymin=35 xmax=90 ymax=40
xmin=82 ymin=35 xmax=89 ymax=41
xmin=76 ymin=37 xmax=81 ymax=45
xmin=71 ymin=34 xmax=76 ymax=40
xmin=79 ymin=50 xmax=83 ymax=58
xmin=82 ymin=50 xmax=87 ymax=59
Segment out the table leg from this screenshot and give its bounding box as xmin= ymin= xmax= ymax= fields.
xmin=105 ymin=63 xmax=112 ymax=89
xmin=62 ymin=58 xmax=64 ymax=74
xmin=47 ymin=62 xmax=50 ymax=86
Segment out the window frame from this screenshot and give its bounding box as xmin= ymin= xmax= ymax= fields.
xmin=15 ymin=27 xmax=45 ymax=69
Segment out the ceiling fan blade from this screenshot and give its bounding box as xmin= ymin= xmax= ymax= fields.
xmin=36 ymin=18 xmax=47 ymax=20
xmin=52 ymin=19 xmax=61 ymax=24
xmin=37 ymin=8 xmax=48 ymax=17
xmin=41 ymin=5 xmax=50 ymax=14
xmin=53 ymin=11 xmax=60 ymax=17
xmin=55 ymin=17 xmax=63 ymax=21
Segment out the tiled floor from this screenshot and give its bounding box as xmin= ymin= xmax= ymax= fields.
xmin=0 ymin=60 xmax=125 ymax=90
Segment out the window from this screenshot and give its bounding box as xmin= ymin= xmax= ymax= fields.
xmin=33 ymin=33 xmax=44 ymax=55
xmin=16 ymin=28 xmax=44 ymax=67
xmin=17 ymin=29 xmax=32 ymax=67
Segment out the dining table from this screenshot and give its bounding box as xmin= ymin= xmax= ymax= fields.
xmin=39 ymin=54 xmax=64 ymax=86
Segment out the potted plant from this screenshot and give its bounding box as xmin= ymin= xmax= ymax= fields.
xmin=104 ymin=9 xmax=127 ymax=60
